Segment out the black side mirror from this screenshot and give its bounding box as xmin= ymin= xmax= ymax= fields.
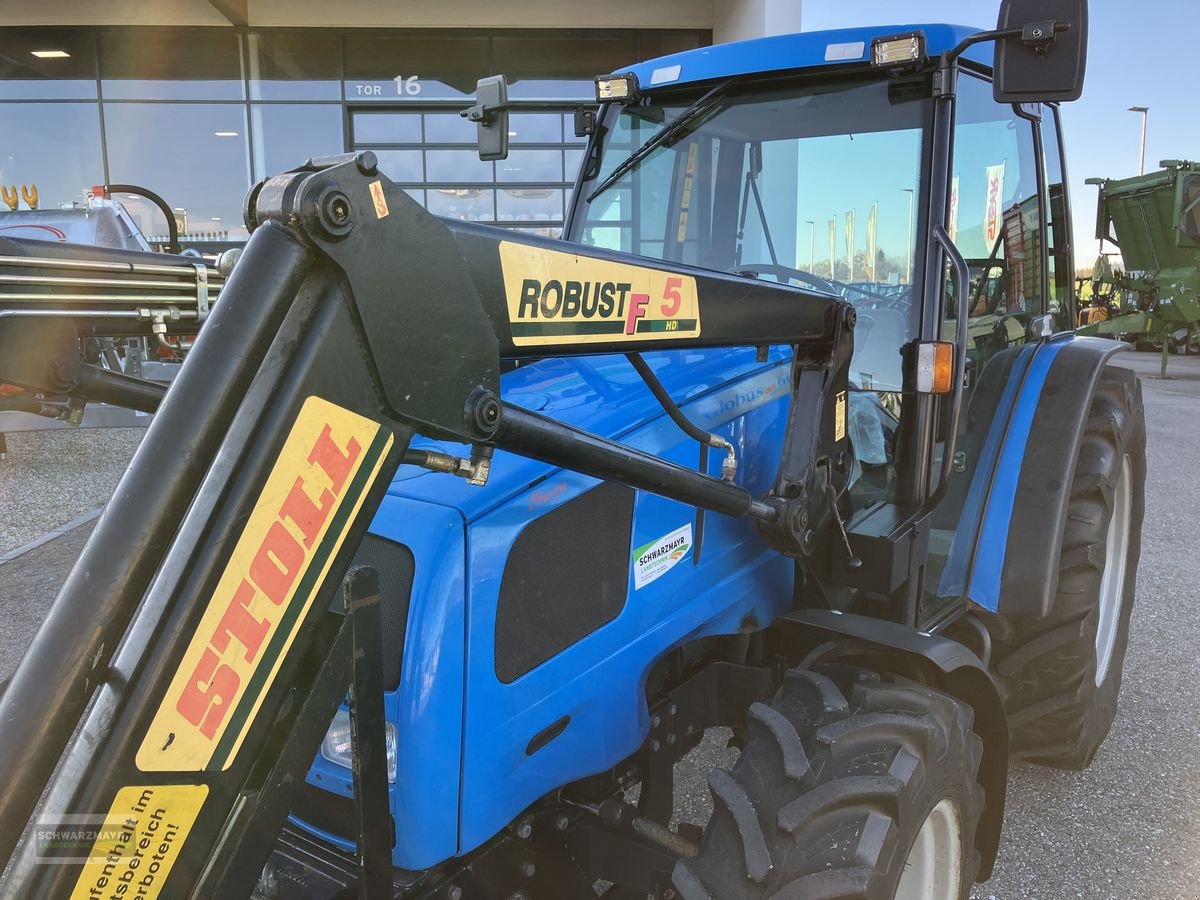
xmin=993 ymin=0 xmax=1088 ymax=103
xmin=463 ymin=75 xmax=510 ymax=161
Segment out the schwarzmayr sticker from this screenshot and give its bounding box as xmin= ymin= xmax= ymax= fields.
xmin=632 ymin=524 xmax=693 ymax=590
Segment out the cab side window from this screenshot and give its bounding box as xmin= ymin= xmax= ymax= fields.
xmin=1041 ymin=107 xmax=1074 ymax=330
xmin=948 ymin=73 xmax=1042 ymax=341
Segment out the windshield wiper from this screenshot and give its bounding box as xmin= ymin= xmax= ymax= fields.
xmin=586 ymin=77 xmax=739 ymax=203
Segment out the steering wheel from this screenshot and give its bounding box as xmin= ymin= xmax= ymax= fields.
xmin=735 ymin=263 xmax=841 ymax=296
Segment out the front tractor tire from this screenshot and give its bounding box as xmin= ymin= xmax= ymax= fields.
xmin=673 ymin=666 xmax=985 ymax=900
xmin=983 ymin=366 xmax=1146 ymax=768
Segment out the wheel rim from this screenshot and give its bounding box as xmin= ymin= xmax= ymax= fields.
xmin=896 ymin=797 xmax=962 ymax=900
xmin=1095 ymin=454 xmax=1133 ymax=686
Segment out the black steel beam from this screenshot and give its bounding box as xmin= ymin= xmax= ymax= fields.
xmin=0 ymin=221 xmax=311 ymax=869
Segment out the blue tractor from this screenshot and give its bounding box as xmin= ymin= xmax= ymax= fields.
xmin=0 ymin=0 xmax=1145 ymax=898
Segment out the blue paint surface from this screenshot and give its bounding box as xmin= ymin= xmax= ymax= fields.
xmin=936 ymin=345 xmax=1036 ymax=600
xmin=622 ymin=23 xmax=990 ymax=91
xmin=966 ymin=340 xmax=1068 ymax=611
xmin=292 ymin=348 xmax=798 ymax=869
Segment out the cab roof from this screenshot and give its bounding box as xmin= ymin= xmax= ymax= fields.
xmin=624 ymin=23 xmax=990 ymax=92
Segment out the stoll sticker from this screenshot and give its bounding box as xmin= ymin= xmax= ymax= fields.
xmin=632 ymin=524 xmax=693 ymax=590
xmin=136 ymin=395 xmax=393 ymax=773
xmin=67 ymin=784 xmax=207 ymax=900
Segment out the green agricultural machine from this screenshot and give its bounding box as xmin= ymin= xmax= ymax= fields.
xmin=1082 ymin=160 xmax=1200 ymax=373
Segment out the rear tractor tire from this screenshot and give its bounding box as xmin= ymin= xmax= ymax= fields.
xmin=673 ymin=665 xmax=986 ymax=900
xmin=983 ymin=366 xmax=1145 ymax=768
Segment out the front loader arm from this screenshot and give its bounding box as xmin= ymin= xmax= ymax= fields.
xmin=0 ymin=153 xmax=852 ymax=897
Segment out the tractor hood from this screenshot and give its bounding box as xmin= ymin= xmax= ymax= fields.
xmin=384 ymin=346 xmax=786 ymax=522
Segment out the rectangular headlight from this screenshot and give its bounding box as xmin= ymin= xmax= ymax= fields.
xmin=320 ymin=707 xmax=397 ymax=783
xmin=595 ymin=72 xmax=639 ymax=103
xmin=871 ymin=32 xmax=926 ymax=67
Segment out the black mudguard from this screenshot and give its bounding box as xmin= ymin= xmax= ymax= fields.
xmin=946 ymin=335 xmax=1127 ymax=616
xmin=777 ymin=608 xmax=1008 ymax=880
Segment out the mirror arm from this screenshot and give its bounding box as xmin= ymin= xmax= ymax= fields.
xmin=942 ymin=21 xmax=1069 ymax=65
xmin=461 ymin=100 xmax=511 ymax=125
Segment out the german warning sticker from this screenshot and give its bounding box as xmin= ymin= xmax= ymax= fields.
xmin=135 ymin=396 xmax=393 ymax=773
xmin=67 ymin=784 xmax=206 ymax=900
xmin=499 ymin=241 xmax=701 ymax=346
xmin=632 ymin=524 xmax=693 ymax=590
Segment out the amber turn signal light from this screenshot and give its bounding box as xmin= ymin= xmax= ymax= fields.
xmin=916 ymin=341 xmax=955 ymax=394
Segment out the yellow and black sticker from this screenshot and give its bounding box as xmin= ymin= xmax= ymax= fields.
xmin=499 ymin=241 xmax=701 ymax=347
xmin=834 ymin=390 xmax=847 ymax=442
xmin=136 ymin=396 xmax=392 ymax=773
xmin=69 ymin=784 xmax=206 ymax=900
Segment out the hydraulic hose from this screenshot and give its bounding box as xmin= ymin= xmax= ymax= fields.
xmin=625 ymin=352 xmax=737 ymax=480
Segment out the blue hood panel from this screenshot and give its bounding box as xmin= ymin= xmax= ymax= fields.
xmin=387 ymin=347 xmax=784 ymax=520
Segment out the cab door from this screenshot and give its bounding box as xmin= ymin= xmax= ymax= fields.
xmin=924 ymin=70 xmax=1052 ymax=618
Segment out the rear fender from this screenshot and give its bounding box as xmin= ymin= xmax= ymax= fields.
xmin=939 ymin=335 xmax=1126 ymax=616
xmin=973 ymin=336 xmax=1126 ymax=616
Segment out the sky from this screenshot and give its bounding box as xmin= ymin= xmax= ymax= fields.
xmin=802 ymin=0 xmax=1195 ymax=270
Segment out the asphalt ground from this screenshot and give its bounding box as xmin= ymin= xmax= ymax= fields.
xmin=0 ymin=349 xmax=1197 ymax=897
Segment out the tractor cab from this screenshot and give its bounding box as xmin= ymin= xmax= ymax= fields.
xmin=547 ymin=13 xmax=1084 ymax=624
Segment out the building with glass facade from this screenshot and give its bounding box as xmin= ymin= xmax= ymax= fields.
xmin=1 ymin=3 xmax=800 ymax=250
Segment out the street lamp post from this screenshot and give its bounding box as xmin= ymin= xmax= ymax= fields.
xmin=805 ymin=220 xmax=815 ymax=272
xmin=1128 ymin=106 xmax=1149 ymax=175
xmin=903 ymin=188 xmax=914 ymax=284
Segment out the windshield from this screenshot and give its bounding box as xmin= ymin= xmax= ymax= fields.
xmin=568 ymin=76 xmax=931 ymax=393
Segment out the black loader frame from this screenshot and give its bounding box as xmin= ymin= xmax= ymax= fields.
xmin=0 ymin=153 xmax=864 ymax=898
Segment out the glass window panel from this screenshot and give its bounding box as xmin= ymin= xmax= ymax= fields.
xmin=0 ymin=29 xmax=97 ymax=98
xmin=426 ymin=149 xmax=492 ymax=183
xmin=252 ymin=104 xmax=344 ymax=181
xmin=1041 ymin=109 xmax=1073 ymax=329
xmin=100 ymin=31 xmax=244 ymax=100
xmin=353 ymin=112 xmax=421 ymax=144
xmin=0 ymin=102 xmax=103 ymax=211
xmin=403 ymin=189 xmax=425 ymax=206
xmin=426 ymin=188 xmax=494 ymax=222
xmin=247 ymin=31 xmax=340 ymax=101
xmin=344 ymin=34 xmax=486 ymax=99
xmin=102 ymin=103 xmax=250 ymax=240
xmin=495 ymin=35 xmax=632 ymax=100
xmin=951 ymin=74 xmax=1042 ymax=316
xmin=581 ymin=225 xmax=630 ymax=252
xmin=424 ymin=113 xmax=479 ymax=144
xmin=497 ymin=187 xmax=563 ymax=222
xmin=493 ymin=36 xmax=633 ymax=79
xmin=0 ymin=81 xmax=97 ymax=100
xmin=508 ymin=113 xmax=562 ymax=143
xmin=499 ymin=149 xmax=562 ymax=183
xmin=506 ymin=79 xmax=594 ymax=100
xmin=564 ymin=148 xmax=586 ymax=181
xmin=372 ymin=149 xmax=424 ymax=183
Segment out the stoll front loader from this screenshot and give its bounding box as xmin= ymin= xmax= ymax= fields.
xmin=1080 ymin=160 xmax=1200 ymax=373
xmin=0 ymin=1 xmax=1146 ymax=897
